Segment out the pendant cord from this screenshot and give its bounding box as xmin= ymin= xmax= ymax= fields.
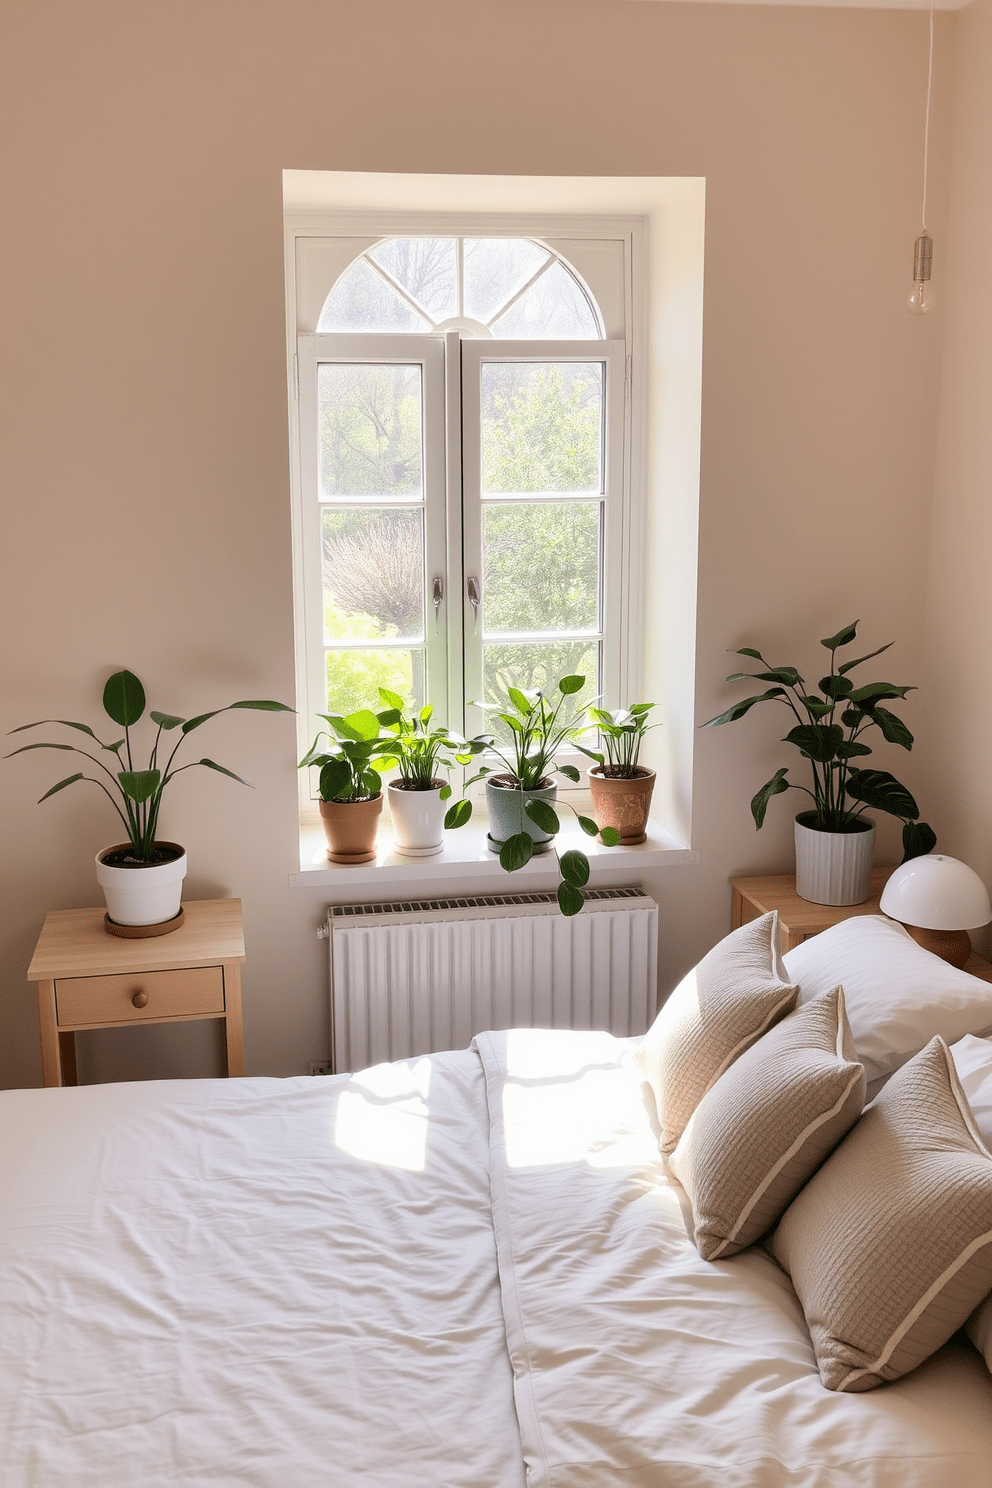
xmin=921 ymin=0 xmax=934 ymax=233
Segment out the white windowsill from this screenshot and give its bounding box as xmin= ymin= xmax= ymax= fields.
xmin=290 ymin=815 xmax=698 ymax=891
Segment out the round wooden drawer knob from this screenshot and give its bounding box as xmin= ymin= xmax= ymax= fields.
xmin=131 ymin=989 xmax=149 ymax=1008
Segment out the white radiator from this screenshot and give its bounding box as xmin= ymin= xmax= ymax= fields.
xmin=323 ymin=885 xmax=659 ymax=1073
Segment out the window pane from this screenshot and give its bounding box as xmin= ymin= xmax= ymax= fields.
xmin=482 ymin=642 xmax=600 ymax=745
xmin=491 ymin=260 xmax=600 ymax=338
xmin=323 ymin=507 xmax=424 ymax=643
xmin=464 ymin=238 xmax=550 ymax=325
xmin=325 ymin=648 xmax=423 ymax=718
xmin=318 ymin=259 xmax=430 ymax=333
xmin=368 ymin=238 xmax=457 ymax=323
xmin=482 ymin=363 xmax=603 ymax=494
xmin=319 ymin=363 xmax=423 ymax=499
xmin=483 ymin=502 xmax=600 ymax=633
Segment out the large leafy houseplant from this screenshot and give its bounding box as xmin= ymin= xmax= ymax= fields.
xmin=478 ymin=675 xmax=620 ymax=916
xmin=701 ymin=621 xmax=936 ymax=862
xmin=298 ymin=707 xmax=399 ymax=864
xmin=7 ymin=668 xmax=293 ymax=864
xmin=577 ymin=702 xmax=659 ymax=845
xmin=375 ymin=690 xmax=490 ymax=826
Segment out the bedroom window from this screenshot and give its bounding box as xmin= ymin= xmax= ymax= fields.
xmin=289 ymin=226 xmax=636 ymax=805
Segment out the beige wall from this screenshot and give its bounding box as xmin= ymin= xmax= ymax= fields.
xmin=0 ymin=0 xmax=956 ymax=1087
xmin=920 ymin=0 xmax=992 ymax=954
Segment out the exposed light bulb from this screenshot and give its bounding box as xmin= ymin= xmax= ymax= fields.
xmin=906 ymin=232 xmax=935 ymax=316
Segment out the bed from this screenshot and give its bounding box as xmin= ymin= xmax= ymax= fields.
xmin=4 ymin=912 xmax=992 ymax=1486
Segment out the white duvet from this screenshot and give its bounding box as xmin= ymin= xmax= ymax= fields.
xmin=3 ymin=1031 xmax=992 ymax=1487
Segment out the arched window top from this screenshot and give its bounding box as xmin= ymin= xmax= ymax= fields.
xmin=317 ymin=237 xmax=604 ymax=339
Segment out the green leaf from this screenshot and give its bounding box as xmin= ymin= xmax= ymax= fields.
xmin=820 ymin=622 xmax=859 ymax=651
xmin=444 ymin=799 xmax=472 ymax=829
xmin=848 ymin=682 xmax=914 ymax=703
xmin=577 ymin=815 xmax=600 ymax=837
xmin=599 ymin=827 xmax=621 ymax=846
xmin=525 ymin=799 xmax=560 ymax=834
xmin=4 ymin=741 xmax=77 ymax=756
xmin=318 ymin=758 xmax=351 ymax=801
xmin=181 ymin=710 xmax=221 ymax=734
xmin=102 ymin=670 xmax=145 ymax=728
xmin=340 ymin=709 xmax=381 ymax=743
xmin=558 ymin=674 xmax=586 ymax=696
xmin=818 ymin=675 xmax=853 ymax=700
xmin=799 ymin=696 xmax=833 ymax=720
xmin=559 ymin=849 xmax=590 ymax=888
xmin=376 ymin=708 xmax=402 ymax=729
xmin=837 ymin=642 xmax=893 ymax=676
xmin=378 ymin=688 xmax=404 ymax=711
xmin=574 ymin=745 xmax=605 ymax=766
xmin=834 ymin=740 xmax=872 ymax=759
xmin=700 ymin=689 xmax=786 ymax=727
xmin=901 ymin=820 xmax=937 ymax=861
xmin=728 ymin=667 xmax=802 ymax=687
xmin=438 ymin=784 xmax=452 ymax=800
xmin=118 ymin=769 xmax=161 ymax=803
xmin=871 ymin=706 xmax=914 ymax=750
xmin=735 ymin=647 xmax=765 ymax=660
xmin=418 ymin=704 xmax=433 ymax=725
xmin=784 ymin=724 xmax=843 ymax=762
xmin=198 ymin=759 xmax=252 ymax=787
xmin=557 ymin=882 xmax=585 ymax=916
xmin=228 ymin=699 xmax=294 ymax=712
xmin=751 ymin=767 xmax=789 ymax=828
xmin=38 ymin=772 xmax=84 ymax=801
xmin=149 ymin=711 xmax=184 ymax=730
xmin=499 ymin=832 xmax=534 ymax=872
xmin=8 ymin=718 xmax=100 ymax=739
xmin=556 ymin=764 xmax=580 ymax=782
xmin=845 ymin=768 xmax=919 ymax=821
xmin=507 ymin=687 xmax=534 ymax=717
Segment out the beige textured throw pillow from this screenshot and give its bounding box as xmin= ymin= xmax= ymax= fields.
xmin=636 ymin=912 xmax=798 ymax=1153
xmin=767 ymin=1037 xmax=992 ymax=1392
xmin=669 ymin=987 xmax=865 ymax=1260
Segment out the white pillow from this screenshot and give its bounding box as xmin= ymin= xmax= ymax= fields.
xmin=782 ymin=915 xmax=992 ymax=1088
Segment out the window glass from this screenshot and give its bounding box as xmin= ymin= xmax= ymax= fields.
xmin=318 ymin=364 xmax=423 ymax=499
xmin=463 ymin=238 xmax=550 ymax=324
xmin=317 ymin=259 xmax=430 ymax=334
xmin=491 ymin=260 xmax=599 ymax=338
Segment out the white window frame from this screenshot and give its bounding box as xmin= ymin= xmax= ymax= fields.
xmin=287 ymin=215 xmax=644 ymax=825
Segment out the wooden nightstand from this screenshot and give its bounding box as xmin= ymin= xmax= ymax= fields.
xmin=730 ymin=871 xmax=992 ymax=983
xmin=27 ymin=898 xmax=246 ymax=1087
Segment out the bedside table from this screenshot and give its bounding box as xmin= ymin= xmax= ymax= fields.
xmin=27 ymin=898 xmax=245 ymax=1087
xmin=730 ymin=871 xmax=992 ymax=983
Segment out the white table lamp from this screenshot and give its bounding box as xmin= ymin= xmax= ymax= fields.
xmin=879 ymin=854 xmax=992 ymax=968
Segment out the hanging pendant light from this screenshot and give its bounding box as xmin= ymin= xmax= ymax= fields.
xmin=907 ymin=0 xmax=936 ymax=315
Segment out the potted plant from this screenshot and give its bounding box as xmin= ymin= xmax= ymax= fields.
xmin=577 ymin=702 xmax=659 ymax=844
xmin=701 ymin=620 xmax=936 ymax=906
xmin=7 ymin=668 xmax=293 ymax=930
xmin=299 ymin=708 xmax=398 ymax=864
xmin=376 ymin=689 xmax=490 ymax=857
xmin=477 ymin=675 xmax=620 ymax=916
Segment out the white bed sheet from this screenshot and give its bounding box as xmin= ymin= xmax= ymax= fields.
xmin=0 ymin=1054 xmax=525 ymax=1488
xmin=476 ymin=1027 xmax=992 ymax=1488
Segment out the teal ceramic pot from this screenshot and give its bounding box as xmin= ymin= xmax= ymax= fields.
xmin=486 ymin=774 xmax=557 ymax=854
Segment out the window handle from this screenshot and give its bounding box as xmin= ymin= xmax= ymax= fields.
xmin=467 ymin=576 xmax=481 ymax=634
xmin=432 ymin=577 xmax=443 ymax=632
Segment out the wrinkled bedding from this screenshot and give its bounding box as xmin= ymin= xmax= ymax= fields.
xmin=2 ymin=1032 xmax=992 ymax=1486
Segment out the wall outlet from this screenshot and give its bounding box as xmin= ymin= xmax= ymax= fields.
xmin=307 ymin=1058 xmax=333 ymax=1077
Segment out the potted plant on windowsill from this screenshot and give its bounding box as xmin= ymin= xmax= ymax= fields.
xmin=7 ymin=669 xmax=293 ymax=931
xmin=299 ymin=709 xmax=399 ymax=864
xmin=577 ymin=702 xmax=659 ymax=844
xmin=376 ymin=689 xmax=491 ymax=858
xmin=700 ymin=621 xmax=936 ymax=906
xmin=477 ymin=675 xmax=620 ymax=916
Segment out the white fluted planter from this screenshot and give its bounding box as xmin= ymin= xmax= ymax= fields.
xmin=794 ymin=813 xmax=875 ymax=906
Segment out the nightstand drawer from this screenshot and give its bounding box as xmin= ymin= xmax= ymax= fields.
xmin=55 ymin=965 xmax=225 ymax=1027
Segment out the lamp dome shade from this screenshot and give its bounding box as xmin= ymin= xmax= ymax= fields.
xmin=879 ymin=855 xmax=992 ymax=931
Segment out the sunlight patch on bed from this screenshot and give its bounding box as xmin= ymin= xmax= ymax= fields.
xmin=334 ymin=1057 xmax=432 ymax=1171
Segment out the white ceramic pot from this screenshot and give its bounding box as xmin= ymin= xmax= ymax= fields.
xmin=95 ymin=841 xmax=188 ymax=926
xmin=794 ymin=813 xmax=875 ymax=906
xmin=387 ymin=779 xmax=446 ymax=857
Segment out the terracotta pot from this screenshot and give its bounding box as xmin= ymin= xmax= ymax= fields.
xmin=319 ymin=795 xmax=383 ymax=864
xmin=587 ymin=766 xmax=656 ymax=844
xmin=794 ymin=812 xmax=875 ymax=906
xmin=486 ymin=775 xmax=557 ymax=854
xmin=95 ymin=841 xmax=187 ymax=926
xmin=387 ymin=779 xmax=446 ymax=858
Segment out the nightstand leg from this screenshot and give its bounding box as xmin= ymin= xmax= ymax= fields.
xmin=223 ymin=962 xmax=244 ymax=1077
xmin=36 ymin=980 xmax=62 ymax=1087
